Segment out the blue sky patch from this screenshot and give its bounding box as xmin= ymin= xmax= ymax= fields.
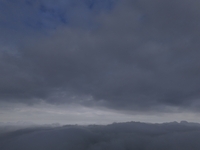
xmin=0 ymin=0 xmax=118 ymax=31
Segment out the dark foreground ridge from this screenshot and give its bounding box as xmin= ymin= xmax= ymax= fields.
xmin=0 ymin=121 xmax=200 ymax=150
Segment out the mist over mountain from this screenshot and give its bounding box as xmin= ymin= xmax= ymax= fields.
xmin=1 ymin=121 xmax=200 ymax=150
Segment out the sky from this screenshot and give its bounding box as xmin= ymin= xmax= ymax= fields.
xmin=1 ymin=0 xmax=200 ymax=125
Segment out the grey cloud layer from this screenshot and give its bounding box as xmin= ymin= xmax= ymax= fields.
xmin=1 ymin=0 xmax=200 ymax=111
xmin=1 ymin=122 xmax=200 ymax=150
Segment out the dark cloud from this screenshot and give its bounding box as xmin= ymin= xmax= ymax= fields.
xmin=1 ymin=121 xmax=200 ymax=150
xmin=1 ymin=0 xmax=200 ymax=112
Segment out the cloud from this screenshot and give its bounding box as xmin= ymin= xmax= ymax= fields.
xmin=1 ymin=121 xmax=200 ymax=150
xmin=1 ymin=0 xmax=200 ymax=112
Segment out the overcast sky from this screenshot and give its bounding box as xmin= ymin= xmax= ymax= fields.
xmin=1 ymin=0 xmax=200 ymax=125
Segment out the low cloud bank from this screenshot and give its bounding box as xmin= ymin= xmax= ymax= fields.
xmin=1 ymin=121 xmax=200 ymax=150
